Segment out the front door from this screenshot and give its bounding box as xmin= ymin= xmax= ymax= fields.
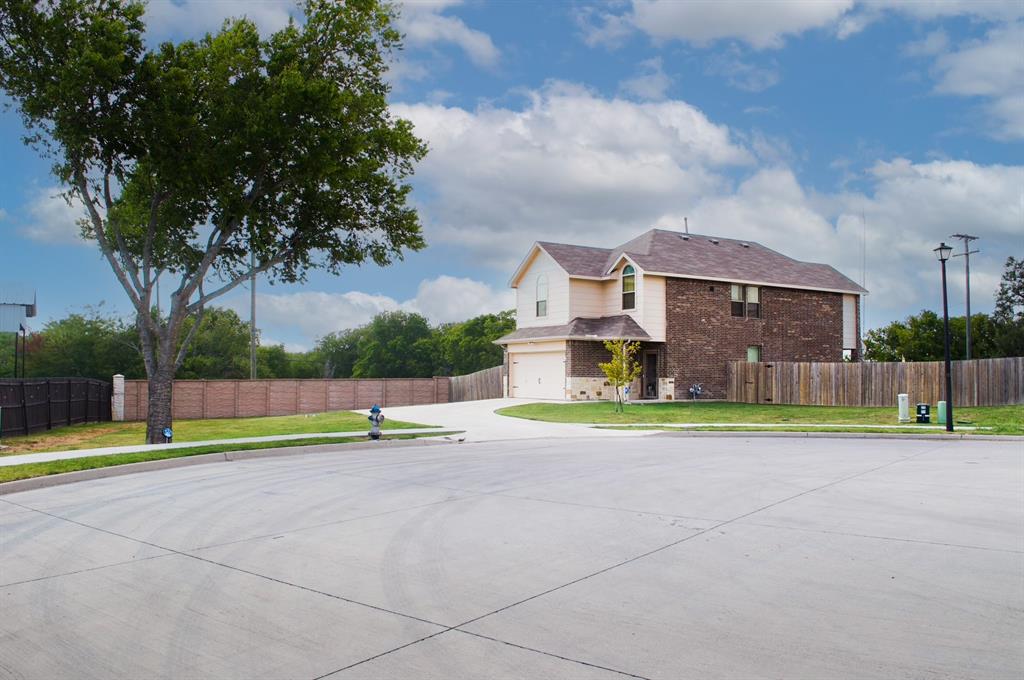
xmin=642 ymin=351 xmax=658 ymax=399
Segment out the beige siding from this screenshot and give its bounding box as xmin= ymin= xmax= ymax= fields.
xmin=641 ymin=275 xmax=666 ymax=341
xmin=515 ymin=249 xmax=570 ymax=328
xmin=569 ymin=279 xmax=606 ymax=318
xmin=517 ymin=256 xmax=667 ymax=341
xmin=604 ymin=261 xmax=644 ymax=328
xmin=842 ymin=294 xmax=857 ymax=349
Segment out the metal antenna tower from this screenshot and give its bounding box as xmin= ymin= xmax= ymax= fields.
xmin=950 ymin=233 xmax=980 ymax=359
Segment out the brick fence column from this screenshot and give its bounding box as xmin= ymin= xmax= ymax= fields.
xmin=111 ymin=374 xmax=125 ymax=421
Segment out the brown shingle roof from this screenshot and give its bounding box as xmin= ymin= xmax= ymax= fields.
xmin=496 ymin=314 xmax=651 ymax=344
xmin=539 ymin=229 xmax=866 ymax=293
xmin=536 ymin=242 xmax=612 ymax=278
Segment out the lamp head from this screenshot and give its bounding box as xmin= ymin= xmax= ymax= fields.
xmin=934 ymin=242 xmax=953 ymax=262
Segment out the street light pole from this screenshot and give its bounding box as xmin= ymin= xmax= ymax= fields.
xmin=935 ymin=242 xmax=954 ymax=433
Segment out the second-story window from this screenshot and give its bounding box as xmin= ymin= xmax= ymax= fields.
xmin=746 ymin=285 xmax=761 ymax=318
xmin=536 ymin=275 xmax=548 ymax=317
xmin=731 ymin=285 xmax=744 ymax=317
xmin=731 ymin=284 xmax=761 ymax=318
xmin=622 ymin=265 xmax=636 ymax=310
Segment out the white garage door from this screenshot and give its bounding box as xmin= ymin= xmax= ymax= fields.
xmin=510 ymin=351 xmax=565 ymax=400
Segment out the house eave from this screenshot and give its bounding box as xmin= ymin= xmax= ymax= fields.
xmin=496 ymin=334 xmax=653 ymax=346
xmin=642 ymin=271 xmax=867 ymax=296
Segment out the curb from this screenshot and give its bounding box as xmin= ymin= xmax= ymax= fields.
xmin=649 ymin=430 xmax=1024 ymax=442
xmin=0 ymin=436 xmax=457 ymax=496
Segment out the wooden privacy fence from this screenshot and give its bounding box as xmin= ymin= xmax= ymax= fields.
xmin=727 ymin=357 xmax=1024 ymax=407
xmin=0 ymin=378 xmax=111 ymax=437
xmin=449 ymin=365 xmax=504 ymax=402
xmin=123 ymin=377 xmax=451 ymax=421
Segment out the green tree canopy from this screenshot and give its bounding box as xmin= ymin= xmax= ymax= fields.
xmin=0 ymin=0 xmax=426 ymax=441
xmin=18 ymin=310 xmax=144 ymax=380
xmin=864 ymin=311 xmax=999 ymax=362
xmin=436 ymin=310 xmax=515 ymax=376
xmin=352 ymin=311 xmax=436 ymax=378
xmin=314 ymin=326 xmax=369 ymax=378
xmin=175 ymin=308 xmax=251 ymax=379
xmin=992 ymin=256 xmax=1024 ymax=357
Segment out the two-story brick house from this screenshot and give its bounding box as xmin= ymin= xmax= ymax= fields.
xmin=496 ymin=229 xmax=866 ymax=401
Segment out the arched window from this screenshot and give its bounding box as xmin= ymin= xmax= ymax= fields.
xmin=536 ymin=275 xmax=548 ymax=317
xmin=622 ymin=265 xmax=636 ymax=310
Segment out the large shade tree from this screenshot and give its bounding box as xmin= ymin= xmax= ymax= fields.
xmin=0 ymin=0 xmax=426 ymax=441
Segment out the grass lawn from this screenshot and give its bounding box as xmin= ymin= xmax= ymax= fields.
xmin=497 ymin=401 xmax=1024 ymax=435
xmin=0 ymin=410 xmax=434 ymax=456
xmin=0 ymin=432 xmax=460 ymax=484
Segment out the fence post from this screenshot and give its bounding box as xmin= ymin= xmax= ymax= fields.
xmin=111 ymin=374 xmax=125 ymax=421
xmin=46 ymin=379 xmax=53 ymax=430
xmin=19 ymin=380 xmax=28 ymax=435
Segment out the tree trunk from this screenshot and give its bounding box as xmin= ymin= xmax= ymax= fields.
xmin=146 ymin=366 xmax=174 ymax=444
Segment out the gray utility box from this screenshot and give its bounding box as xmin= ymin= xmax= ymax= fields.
xmin=916 ymin=403 xmax=931 ymax=424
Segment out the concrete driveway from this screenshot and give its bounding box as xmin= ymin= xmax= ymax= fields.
xmin=383 ymin=397 xmax=643 ymax=441
xmin=1 ymin=435 xmax=1020 ymax=679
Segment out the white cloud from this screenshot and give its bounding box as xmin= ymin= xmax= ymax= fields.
xmin=19 ymin=187 xmax=90 ymax=245
xmin=581 ymin=1 xmax=1024 ymax=49
xmin=406 ymin=275 xmax=515 ymax=323
xmin=584 ymin=0 xmax=854 ymax=50
xmin=619 ymin=57 xmax=672 ymax=100
xmin=930 ymin=22 xmax=1024 ymax=139
xmin=903 ymin=29 xmax=949 ymax=57
xmin=143 ymin=0 xmax=297 ymax=40
xmin=396 ymin=0 xmax=500 ymax=67
xmin=864 ymin=0 xmax=1024 ymax=23
xmin=141 ymin=0 xmax=499 ymax=76
xmin=394 ymin=81 xmax=753 ymax=268
xmin=576 ymin=5 xmax=637 ymax=49
xmin=705 ymin=47 xmax=781 ymax=92
xmin=225 ymin=275 xmax=512 ymax=344
xmin=632 ymin=0 xmax=853 ymax=49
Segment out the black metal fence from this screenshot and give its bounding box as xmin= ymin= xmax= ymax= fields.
xmin=0 ymin=378 xmax=112 ymax=438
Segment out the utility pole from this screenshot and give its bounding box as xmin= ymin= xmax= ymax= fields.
xmin=250 ymin=247 xmax=257 ymax=380
xmin=950 ymin=233 xmax=979 ymax=359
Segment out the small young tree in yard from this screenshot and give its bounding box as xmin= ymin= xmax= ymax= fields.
xmin=598 ymin=340 xmax=642 ymax=413
xmin=0 ymin=0 xmax=426 ymax=442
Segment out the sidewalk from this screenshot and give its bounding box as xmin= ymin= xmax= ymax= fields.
xmin=0 ymin=428 xmax=451 ymax=467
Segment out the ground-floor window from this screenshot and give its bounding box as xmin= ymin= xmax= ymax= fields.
xmin=746 ymin=345 xmax=762 ymax=362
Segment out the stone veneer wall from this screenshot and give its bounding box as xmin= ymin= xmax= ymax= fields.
xmin=665 ymin=278 xmax=846 ymax=399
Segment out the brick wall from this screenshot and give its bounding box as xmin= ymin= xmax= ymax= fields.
xmin=566 ymin=340 xmax=611 ymax=378
xmin=123 ymin=377 xmax=451 ymax=421
xmin=665 ymin=278 xmax=845 ymax=399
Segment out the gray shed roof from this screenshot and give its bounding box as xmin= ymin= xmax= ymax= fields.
xmin=0 ymin=284 xmax=36 ymax=307
xmin=497 ymin=314 xmax=651 ymax=344
xmin=537 ymin=229 xmax=866 ymax=294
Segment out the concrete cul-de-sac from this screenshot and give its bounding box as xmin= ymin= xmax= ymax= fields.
xmin=1 ymin=434 xmax=1021 ymax=679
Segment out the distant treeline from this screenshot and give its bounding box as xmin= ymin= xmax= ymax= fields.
xmin=1 ymin=307 xmax=515 ymax=382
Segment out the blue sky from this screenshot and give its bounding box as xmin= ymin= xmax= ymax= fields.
xmin=1 ymin=0 xmax=1021 ymax=350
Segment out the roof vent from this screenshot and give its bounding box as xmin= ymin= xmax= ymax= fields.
xmin=680 ymin=234 xmax=690 ymax=241
xmin=740 ymin=242 xmax=750 ymax=248
xmin=709 ymin=238 xmax=719 ymax=245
